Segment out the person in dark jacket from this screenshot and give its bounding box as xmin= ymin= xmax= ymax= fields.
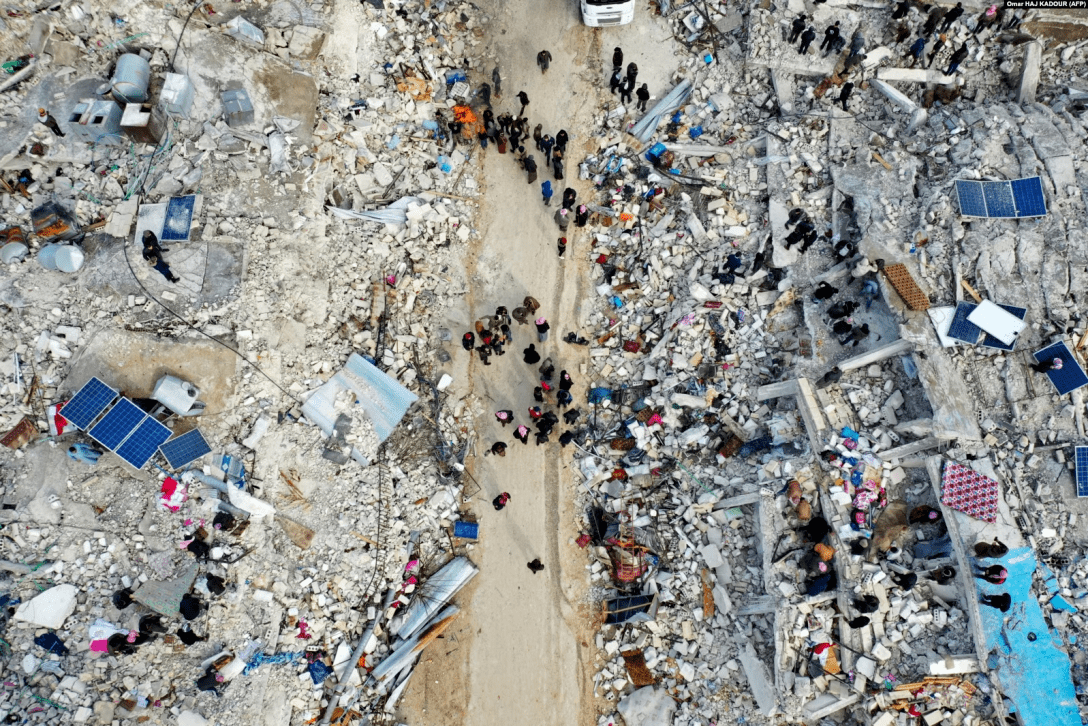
xmin=525 ymin=154 xmax=538 ymax=184
xmin=979 ymin=592 xmax=1011 ymax=612
xmin=493 ymin=492 xmax=511 ymax=510
xmin=535 ymin=317 xmax=550 ymax=342
xmin=635 ymin=84 xmax=650 ymax=112
xmin=906 ymin=36 xmax=926 ymax=67
xmin=944 ymin=43 xmax=969 ymax=75
xmin=462 ymin=332 xmax=475 ymax=350
xmin=559 ymin=370 xmax=574 ymax=391
xmin=537 ymin=50 xmax=552 ymax=74
xmin=820 ymin=21 xmax=841 ymax=53
xmin=940 ymin=2 xmax=964 ymax=31
xmin=789 ymin=15 xmax=807 ymax=43
xmin=612 ymin=47 xmax=623 ymax=70
xmin=609 ymin=68 xmax=624 ymax=95
xmin=837 ymin=82 xmax=854 ymax=112
xmin=523 ymin=344 xmax=541 ymax=364
xmin=799 ymin=26 xmax=817 ymax=54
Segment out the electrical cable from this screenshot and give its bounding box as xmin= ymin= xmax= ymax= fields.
xmin=170 ymin=0 xmax=203 ymax=74
xmin=121 ymin=237 xmax=299 ymax=403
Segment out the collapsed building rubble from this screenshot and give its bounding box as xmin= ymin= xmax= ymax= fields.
xmin=0 ymin=0 xmax=1086 ymax=724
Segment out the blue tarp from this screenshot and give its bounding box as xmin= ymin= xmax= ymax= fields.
xmin=979 ymin=547 xmax=1079 ymax=726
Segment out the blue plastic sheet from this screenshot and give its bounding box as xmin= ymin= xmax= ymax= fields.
xmin=309 ymin=660 xmax=333 ymax=684
xmin=243 ymin=651 xmax=303 ymax=676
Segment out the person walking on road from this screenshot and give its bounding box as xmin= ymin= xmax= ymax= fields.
xmin=527 ymin=559 xmax=545 ymax=574
xmin=525 ymin=154 xmax=538 ymax=184
xmin=517 ymin=90 xmax=530 ymax=116
xmin=555 ymin=208 xmax=570 ymax=232
xmin=495 ymin=410 xmax=514 ymax=426
xmin=557 ymin=236 xmax=567 ymax=258
xmin=535 ymin=317 xmax=550 ymax=342
xmin=493 ymin=492 xmax=511 ymax=510
xmin=537 ymin=50 xmax=552 ymax=74
xmin=541 ymin=180 xmax=553 ymax=206
xmin=609 ymin=67 xmax=623 ymax=95
xmin=523 ymin=343 xmax=541 ymax=364
xmin=514 ymin=425 xmax=530 ymax=444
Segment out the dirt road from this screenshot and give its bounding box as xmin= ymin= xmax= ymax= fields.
xmin=396 ymin=2 xmax=679 ymax=724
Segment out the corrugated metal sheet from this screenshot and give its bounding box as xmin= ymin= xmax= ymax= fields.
xmin=300 ymin=353 xmax=418 ymax=465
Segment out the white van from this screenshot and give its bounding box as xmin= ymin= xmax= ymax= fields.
xmin=581 ymin=0 xmax=634 ymax=27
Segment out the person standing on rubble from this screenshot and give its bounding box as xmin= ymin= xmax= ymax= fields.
xmin=837 ymin=82 xmax=854 ymax=111
xmin=906 ymin=36 xmax=926 ymax=67
xmin=973 ymin=4 xmax=999 ymax=35
xmin=537 ymin=50 xmax=552 ymax=74
xmin=923 ymin=5 xmax=946 ymax=35
xmin=789 ymin=15 xmax=807 ymax=44
xmin=944 ymin=43 xmax=969 ymax=76
xmin=786 ymin=207 xmax=806 ymax=227
xmin=542 ymin=180 xmax=554 ymax=206
xmin=814 ymin=281 xmax=839 ymax=301
xmin=517 ymin=90 xmax=530 ymax=116
xmin=37 ymin=108 xmax=65 ymax=137
xmin=1030 ymin=357 xmax=1063 ymax=374
xmin=927 ymin=34 xmax=948 ymax=67
xmin=636 ymin=84 xmax=650 ymax=113
xmin=820 ymin=21 xmax=841 ymax=54
xmin=798 ymin=25 xmax=816 ymax=54
xmin=941 ymin=2 xmax=965 ymax=31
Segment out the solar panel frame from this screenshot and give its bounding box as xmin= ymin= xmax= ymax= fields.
xmin=1011 ymin=177 xmax=1047 ymax=218
xmin=946 ymin=301 xmax=982 ymax=345
xmin=115 ymin=416 xmax=172 ymax=470
xmin=981 ymin=305 xmax=1027 ymax=351
xmin=955 ymin=180 xmax=987 ymax=218
xmin=159 ymin=428 xmax=212 ymax=470
xmin=1034 ymin=341 xmax=1088 ymax=396
xmin=88 ymin=399 xmax=147 ymax=451
xmin=1075 ymin=446 xmax=1088 ymax=498
xmin=983 ymin=181 xmax=1016 ymax=218
xmin=60 ymin=377 xmax=119 ymax=430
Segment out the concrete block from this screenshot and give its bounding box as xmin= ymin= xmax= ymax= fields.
xmin=1016 ymin=41 xmax=1042 ymax=104
xmin=222 ymin=89 xmax=255 ymax=127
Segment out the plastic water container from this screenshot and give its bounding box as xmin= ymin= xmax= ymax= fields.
xmin=54 ymin=245 xmax=84 ymax=273
xmin=37 ymin=244 xmax=61 ymax=270
xmin=438 ymin=155 xmax=452 ymax=173
xmin=111 ymin=53 xmax=150 ymax=104
xmin=0 ymin=242 xmax=27 ymax=264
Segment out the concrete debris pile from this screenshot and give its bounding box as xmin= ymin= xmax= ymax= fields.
xmin=0 ymin=0 xmax=495 ymax=723
xmin=574 ymin=6 xmax=1088 ymax=726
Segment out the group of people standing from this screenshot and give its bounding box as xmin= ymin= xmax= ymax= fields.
xmin=608 ymin=47 xmax=650 ymax=112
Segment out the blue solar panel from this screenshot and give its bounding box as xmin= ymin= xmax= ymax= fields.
xmin=1034 ymin=341 xmax=1088 ymax=396
xmin=88 ymin=399 xmax=146 ymax=451
xmin=159 ymin=428 xmax=212 ymax=469
xmin=983 ymin=181 xmax=1016 ymax=218
xmin=60 ymin=377 xmax=118 ymax=430
xmin=955 ymin=180 xmax=987 ymax=217
xmin=160 ymin=195 xmax=196 ymax=242
xmin=947 ymin=302 xmax=981 ymax=344
xmin=982 ymin=305 xmax=1027 ymax=351
xmin=1075 ymin=446 xmax=1088 ymax=498
xmin=1011 ymin=177 xmax=1047 ymax=218
xmin=115 ymin=417 xmax=172 ymax=470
